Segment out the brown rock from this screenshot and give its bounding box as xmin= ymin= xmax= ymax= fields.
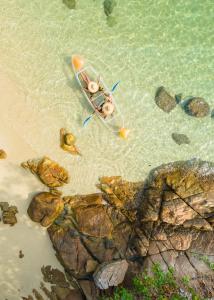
xmin=22 ymin=157 xmax=69 ymax=188
xmin=93 ymin=260 xmax=129 ymax=289
xmin=28 ymin=192 xmax=64 ymax=227
xmin=0 ymin=202 xmax=18 ymax=226
xmin=74 ymin=205 xmax=113 ymax=238
xmin=60 ymin=128 xmax=81 ymax=156
xmin=185 ymin=97 xmax=210 ymax=117
xmin=0 ymin=149 xmax=7 ymax=159
xmin=48 ymin=224 xmax=93 ymax=278
xmin=155 ymin=86 xmax=177 ymax=113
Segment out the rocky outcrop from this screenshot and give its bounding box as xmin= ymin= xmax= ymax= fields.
xmin=185 ymin=97 xmax=210 ymax=117
xmin=171 ymin=133 xmax=190 ymax=145
xmin=28 ymin=192 xmax=64 ymax=227
xmin=27 ymin=159 xmax=214 ymax=298
xmin=21 ymin=157 xmax=69 ymax=188
xmin=155 ymin=86 xmax=177 ymax=113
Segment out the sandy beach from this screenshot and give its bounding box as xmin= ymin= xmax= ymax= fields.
xmin=0 ymin=72 xmax=65 ymax=299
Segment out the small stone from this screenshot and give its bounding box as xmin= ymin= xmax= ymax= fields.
xmin=0 ymin=203 xmax=18 ymax=226
xmin=155 ymin=86 xmax=177 ymax=113
xmin=93 ymin=260 xmax=128 ymax=289
xmin=0 ymin=149 xmax=7 ymax=159
xmin=19 ymin=250 xmax=24 ymax=258
xmin=185 ymin=97 xmax=210 ymax=117
xmin=60 ymin=128 xmax=81 ymax=156
xmin=172 ymin=133 xmax=190 ymax=145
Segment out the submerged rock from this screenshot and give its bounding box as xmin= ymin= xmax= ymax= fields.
xmin=185 ymin=97 xmax=210 ymax=117
xmin=171 ymin=133 xmax=190 ymax=145
xmin=155 ymin=86 xmax=177 ymax=113
xmin=0 ymin=202 xmax=18 ymax=226
xmin=93 ymin=260 xmax=129 ymax=289
xmin=21 ymin=157 xmax=69 ymax=188
xmin=63 ymin=0 xmax=76 ymax=9
xmin=28 ymin=192 xmax=64 ymax=227
xmin=0 ymin=149 xmax=7 ymax=159
xmin=103 ymin=0 xmax=117 ymax=16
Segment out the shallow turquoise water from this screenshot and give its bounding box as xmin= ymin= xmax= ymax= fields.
xmin=0 ymin=0 xmax=214 ymax=193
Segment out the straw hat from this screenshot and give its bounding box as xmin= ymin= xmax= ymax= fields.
xmin=102 ymin=102 xmax=114 ymax=115
xmin=88 ymin=81 xmax=99 ymax=93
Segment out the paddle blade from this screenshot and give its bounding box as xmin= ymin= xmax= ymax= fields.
xmin=111 ymin=80 xmax=120 ymax=93
xmin=83 ymin=115 xmax=92 ymax=127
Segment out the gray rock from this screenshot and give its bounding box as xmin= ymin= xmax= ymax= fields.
xmin=185 ymin=97 xmax=210 ymax=117
xmin=93 ymin=260 xmax=128 ymax=289
xmin=155 ymin=86 xmax=177 ymax=113
xmin=172 ymin=133 xmax=190 ymax=145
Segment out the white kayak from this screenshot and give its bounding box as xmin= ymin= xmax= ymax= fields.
xmin=72 ymin=55 xmax=126 ymax=134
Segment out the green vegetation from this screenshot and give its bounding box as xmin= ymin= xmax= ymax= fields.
xmin=199 ymin=255 xmax=214 ymax=271
xmin=102 ymin=264 xmax=203 ymax=300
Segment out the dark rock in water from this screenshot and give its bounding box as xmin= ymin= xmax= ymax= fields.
xmin=155 ymin=86 xmax=177 ymax=113
xmin=93 ymin=260 xmax=129 ymax=289
xmin=0 ymin=202 xmax=18 ymax=226
xmin=185 ymin=97 xmax=210 ymax=117
xmin=103 ymin=0 xmax=117 ymax=16
xmin=172 ymin=133 xmax=190 ymax=145
xmin=63 ymin=0 xmax=76 ymax=9
xmin=0 ymin=149 xmax=7 ymax=159
xmin=175 ymin=93 xmax=182 ymax=104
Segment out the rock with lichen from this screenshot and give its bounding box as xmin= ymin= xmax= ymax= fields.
xmin=27 ymin=192 xmax=64 ymax=227
xmin=21 ymin=157 xmax=69 ymax=188
xmin=0 ymin=149 xmax=7 ymax=159
xmin=0 ymin=202 xmax=18 ymax=226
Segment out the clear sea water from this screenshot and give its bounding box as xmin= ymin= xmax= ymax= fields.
xmin=0 ymin=0 xmax=214 ymax=193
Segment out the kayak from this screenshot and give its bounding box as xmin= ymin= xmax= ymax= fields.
xmin=72 ymin=55 xmax=125 ymax=134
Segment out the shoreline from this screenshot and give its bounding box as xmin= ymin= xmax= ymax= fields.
xmin=0 ymin=71 xmax=65 ymax=299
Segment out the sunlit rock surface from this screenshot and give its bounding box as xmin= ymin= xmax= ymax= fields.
xmin=28 ymin=159 xmax=214 ymax=298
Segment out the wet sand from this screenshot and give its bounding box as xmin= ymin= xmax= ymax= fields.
xmin=0 ymin=72 xmax=65 ymax=299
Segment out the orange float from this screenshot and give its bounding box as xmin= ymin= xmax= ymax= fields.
xmin=118 ymin=127 xmax=130 ymax=139
xmin=71 ymin=55 xmax=84 ymax=71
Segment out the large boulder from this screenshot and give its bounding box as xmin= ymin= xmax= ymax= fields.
xmin=21 ymin=157 xmax=69 ymax=188
xmin=28 ymin=192 xmax=64 ymax=227
xmin=185 ymin=97 xmax=210 ymax=117
xmin=93 ymin=260 xmax=129 ymax=290
xmin=155 ymin=86 xmax=177 ymax=113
